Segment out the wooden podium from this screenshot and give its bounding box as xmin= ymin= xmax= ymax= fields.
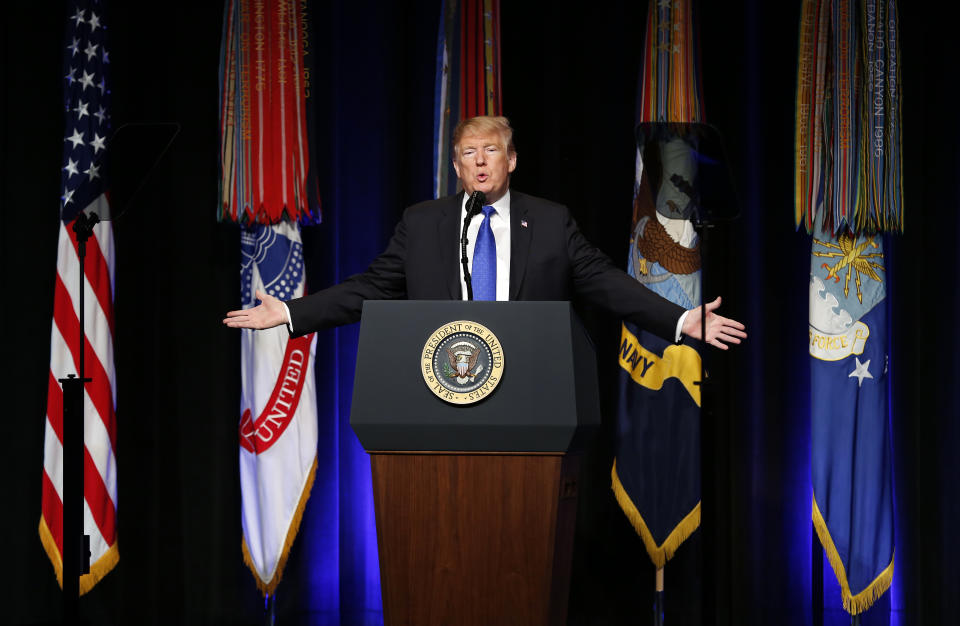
xmin=351 ymin=301 xmax=600 ymax=625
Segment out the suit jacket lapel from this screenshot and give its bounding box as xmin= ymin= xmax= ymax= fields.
xmin=438 ymin=192 xmax=464 ymax=299
xmin=509 ymin=192 xmax=531 ymax=300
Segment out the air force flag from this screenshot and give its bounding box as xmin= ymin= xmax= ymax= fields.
xmin=809 ymin=221 xmax=894 ymax=615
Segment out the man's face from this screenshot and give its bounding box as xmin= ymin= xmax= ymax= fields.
xmin=453 ymin=132 xmax=517 ymax=205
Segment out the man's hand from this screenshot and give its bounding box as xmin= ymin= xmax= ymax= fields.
xmin=223 ymin=290 xmax=288 ymax=330
xmin=681 ymin=296 xmax=747 ymax=350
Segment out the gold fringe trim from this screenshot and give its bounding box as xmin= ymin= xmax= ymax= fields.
xmin=242 ymin=455 xmax=318 ymax=596
xmin=38 ymin=516 xmax=62 ymax=583
xmin=611 ymin=460 xmax=700 ymax=568
xmin=812 ymin=496 xmax=894 ymax=615
xmin=39 ymin=516 xmax=119 ymax=596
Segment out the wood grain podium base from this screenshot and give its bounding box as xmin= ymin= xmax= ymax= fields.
xmin=370 ymin=452 xmax=581 ymax=626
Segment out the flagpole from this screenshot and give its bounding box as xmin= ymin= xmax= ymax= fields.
xmin=264 ymin=592 xmax=276 ymax=626
xmin=813 ymin=521 xmax=824 ymax=626
xmin=654 ymin=566 xmax=664 ymax=626
xmin=60 ymin=212 xmax=98 ymax=622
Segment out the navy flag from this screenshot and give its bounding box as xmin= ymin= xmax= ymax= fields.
xmin=612 ymin=132 xmax=703 ymax=567
xmin=612 ymin=0 xmax=704 ymax=569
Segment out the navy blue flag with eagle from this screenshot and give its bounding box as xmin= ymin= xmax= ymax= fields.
xmin=612 ymin=134 xmax=704 ymax=567
xmin=611 ymin=0 xmax=705 ymax=569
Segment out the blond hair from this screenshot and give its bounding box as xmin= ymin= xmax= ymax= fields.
xmin=452 ymin=115 xmax=516 ymax=158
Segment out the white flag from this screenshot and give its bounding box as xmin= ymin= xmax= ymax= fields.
xmin=238 ymin=221 xmax=318 ymax=594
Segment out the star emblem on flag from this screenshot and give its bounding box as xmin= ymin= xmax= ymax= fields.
xmin=848 ymin=357 xmax=873 ymax=387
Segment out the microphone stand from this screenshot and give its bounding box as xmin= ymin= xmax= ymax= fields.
xmin=460 ymin=191 xmax=486 ymax=300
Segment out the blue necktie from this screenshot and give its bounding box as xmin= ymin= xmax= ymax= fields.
xmin=472 ymin=205 xmax=497 ymax=300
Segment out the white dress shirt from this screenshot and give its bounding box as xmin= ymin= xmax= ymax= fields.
xmin=459 ymin=190 xmax=511 ymax=301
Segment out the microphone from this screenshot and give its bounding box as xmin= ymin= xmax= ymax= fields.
xmin=465 ymin=189 xmax=485 ymax=218
xmin=460 ymin=190 xmax=487 ymax=300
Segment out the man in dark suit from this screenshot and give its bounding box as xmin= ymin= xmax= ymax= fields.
xmin=225 ymin=116 xmax=745 ymax=348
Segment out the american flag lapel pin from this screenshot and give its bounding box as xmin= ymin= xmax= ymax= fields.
xmin=520 ymin=219 xmax=528 ymax=228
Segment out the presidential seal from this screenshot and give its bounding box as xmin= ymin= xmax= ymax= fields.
xmin=421 ymin=320 xmax=504 ymax=405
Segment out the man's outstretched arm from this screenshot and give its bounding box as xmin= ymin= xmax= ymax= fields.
xmin=680 ymin=296 xmax=747 ymax=349
xmin=223 ymin=290 xmax=288 ymax=330
xmin=223 ymin=210 xmax=410 ymax=334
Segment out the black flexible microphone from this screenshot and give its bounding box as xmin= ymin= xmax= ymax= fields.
xmin=460 ymin=190 xmax=486 ymax=300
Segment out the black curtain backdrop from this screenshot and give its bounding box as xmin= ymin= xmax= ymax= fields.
xmin=2 ymin=1 xmax=957 ymax=625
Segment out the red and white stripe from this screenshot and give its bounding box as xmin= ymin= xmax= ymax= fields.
xmin=40 ymin=194 xmax=119 ymax=594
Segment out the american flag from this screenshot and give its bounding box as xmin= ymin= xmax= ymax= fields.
xmin=39 ymin=0 xmax=119 ymax=594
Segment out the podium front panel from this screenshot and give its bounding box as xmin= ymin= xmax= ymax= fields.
xmin=350 ymin=301 xmax=600 ymax=452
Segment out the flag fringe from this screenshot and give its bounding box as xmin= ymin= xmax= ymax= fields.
xmin=242 ymin=455 xmax=318 ymax=596
xmin=39 ymin=517 xmax=119 ymax=596
xmin=611 ymin=460 xmax=700 ymax=568
xmin=812 ymin=496 xmax=894 ymax=615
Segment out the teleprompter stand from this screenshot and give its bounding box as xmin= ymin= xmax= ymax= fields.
xmin=58 ymin=123 xmax=177 ymax=624
xmin=635 ymin=121 xmax=741 ymax=624
xmin=59 ymin=214 xmax=98 ymax=622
